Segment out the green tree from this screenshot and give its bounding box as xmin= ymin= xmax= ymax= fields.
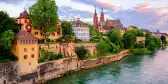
xmin=107 ymin=29 xmax=122 ymax=46
xmin=161 ymin=35 xmax=166 ymax=46
xmin=29 ymin=0 xmax=59 ymax=44
xmin=75 ymin=46 xmax=88 ymax=59
xmin=123 ymin=32 xmax=136 ymax=49
xmin=126 ymin=29 xmax=144 ymax=36
xmin=0 ymin=11 xmax=19 ymax=34
xmin=88 ymin=23 xmax=97 ymax=37
xmin=96 ymin=41 xmax=111 ymax=55
xmin=0 ymin=11 xmax=19 ymax=62
xmin=61 ymin=21 xmax=74 ymax=36
xmin=0 ymin=30 xmax=15 ymax=50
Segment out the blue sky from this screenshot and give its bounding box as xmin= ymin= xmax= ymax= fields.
xmin=0 ymin=0 xmax=168 ymax=33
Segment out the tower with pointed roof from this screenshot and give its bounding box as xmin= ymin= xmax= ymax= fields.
xmin=100 ymin=8 xmax=104 ymax=23
xmin=93 ymin=6 xmax=98 ymax=29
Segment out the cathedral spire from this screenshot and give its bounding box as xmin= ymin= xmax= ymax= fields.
xmin=93 ymin=6 xmax=98 ymax=29
xmin=100 ymin=7 xmax=104 ymax=23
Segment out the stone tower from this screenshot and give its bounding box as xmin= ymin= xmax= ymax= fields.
xmin=93 ymin=6 xmax=98 ymax=29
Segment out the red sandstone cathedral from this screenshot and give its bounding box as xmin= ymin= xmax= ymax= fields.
xmin=93 ymin=6 xmax=123 ymax=34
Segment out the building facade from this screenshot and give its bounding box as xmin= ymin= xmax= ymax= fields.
xmin=16 ymin=10 xmax=62 ymax=40
xmin=13 ymin=31 xmax=39 ymax=74
xmin=93 ymin=6 xmax=123 ymax=34
xmin=71 ymin=18 xmax=90 ymax=41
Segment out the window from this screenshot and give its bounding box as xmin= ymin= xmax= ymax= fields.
xmin=29 ymin=62 xmax=31 ymax=65
xmin=20 ymin=40 xmax=22 ymax=44
xmin=29 ymin=40 xmax=31 ymax=44
xmin=31 ymin=54 xmax=34 ymax=58
xmin=25 ymin=19 xmax=27 ymax=23
xmin=23 ymin=40 xmax=25 ymax=44
xmin=32 ymin=48 xmax=34 ymax=51
xmin=35 ymin=32 xmax=38 ymax=35
xmin=24 ymin=48 xmax=27 ymax=52
xmin=25 ymin=40 xmax=28 ymax=44
xmin=32 ymin=40 xmax=34 ymax=44
xmin=52 ymin=33 xmax=55 ymax=36
xmin=58 ymin=25 xmax=61 ymax=28
xmin=24 ymin=55 xmax=27 ymax=59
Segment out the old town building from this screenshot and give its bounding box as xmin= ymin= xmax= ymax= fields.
xmin=71 ymin=18 xmax=90 ymax=41
xmin=13 ymin=31 xmax=39 ymax=74
xmin=16 ymin=10 xmax=62 ymax=40
xmin=93 ymin=6 xmax=123 ymax=34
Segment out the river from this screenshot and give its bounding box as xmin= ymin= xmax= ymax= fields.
xmin=47 ymin=47 xmax=168 ymax=84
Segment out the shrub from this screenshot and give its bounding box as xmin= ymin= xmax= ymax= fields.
xmin=75 ymin=46 xmax=88 ymax=59
xmin=134 ymin=41 xmax=145 ymax=48
xmin=57 ymin=53 xmax=64 ymax=59
xmin=48 ymin=52 xmax=57 ymax=61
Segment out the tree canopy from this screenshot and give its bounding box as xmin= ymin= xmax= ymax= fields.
xmin=61 ymin=21 xmax=74 ymax=36
xmin=0 ymin=11 xmax=18 ymax=62
xmin=29 ymin=0 xmax=59 ymax=44
xmin=107 ymin=29 xmax=122 ymax=46
xmin=88 ymin=23 xmax=98 ymax=37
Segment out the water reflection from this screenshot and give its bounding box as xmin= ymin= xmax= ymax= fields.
xmin=47 ymin=48 xmax=168 ymax=84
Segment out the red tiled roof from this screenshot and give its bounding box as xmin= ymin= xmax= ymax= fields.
xmin=16 ymin=31 xmax=38 ymax=40
xmin=17 ymin=10 xmax=29 ymax=19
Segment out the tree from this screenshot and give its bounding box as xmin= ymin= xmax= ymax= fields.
xmin=75 ymin=46 xmax=88 ymax=59
xmin=0 ymin=30 xmax=15 ymax=50
xmin=126 ymin=29 xmax=144 ymax=36
xmin=96 ymin=41 xmax=111 ymax=55
xmin=88 ymin=23 xmax=98 ymax=37
xmin=161 ymin=35 xmax=166 ymax=46
xmin=29 ymin=0 xmax=59 ymax=44
xmin=0 ymin=11 xmax=19 ymax=34
xmin=0 ymin=11 xmax=19 ymax=62
xmin=107 ymin=29 xmax=122 ymax=46
xmin=61 ymin=21 xmax=74 ymax=36
xmin=123 ymin=32 xmax=136 ymax=49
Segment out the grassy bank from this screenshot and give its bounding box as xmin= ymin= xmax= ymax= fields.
xmin=82 ymin=52 xmax=115 ymax=60
xmin=129 ymin=48 xmax=153 ymax=55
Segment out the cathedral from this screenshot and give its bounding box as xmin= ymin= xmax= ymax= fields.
xmin=93 ymin=6 xmax=123 ymax=34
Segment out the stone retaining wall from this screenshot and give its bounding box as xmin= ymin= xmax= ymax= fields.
xmin=0 ymin=50 xmax=130 ymax=84
xmin=37 ymin=57 xmax=78 ymax=83
xmin=79 ymin=50 xmax=130 ymax=69
xmin=0 ymin=61 xmax=18 ymax=84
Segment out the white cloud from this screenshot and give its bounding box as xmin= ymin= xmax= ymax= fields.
xmin=0 ymin=2 xmax=25 ymax=18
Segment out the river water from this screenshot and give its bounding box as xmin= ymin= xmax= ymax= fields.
xmin=47 ymin=47 xmax=168 ymax=84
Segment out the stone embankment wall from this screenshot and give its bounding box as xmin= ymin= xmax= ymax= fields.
xmin=0 ymin=61 xmax=18 ymax=84
xmin=37 ymin=57 xmax=78 ymax=83
xmin=0 ymin=50 xmax=130 ymax=84
xmin=79 ymin=50 xmax=130 ymax=69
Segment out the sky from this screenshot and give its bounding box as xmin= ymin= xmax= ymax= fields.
xmin=0 ymin=0 xmax=168 ymax=33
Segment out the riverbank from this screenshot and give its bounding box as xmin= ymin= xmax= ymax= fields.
xmin=0 ymin=50 xmax=130 ymax=84
xmin=37 ymin=50 xmax=130 ymax=83
xmin=47 ymin=47 xmax=168 ymax=84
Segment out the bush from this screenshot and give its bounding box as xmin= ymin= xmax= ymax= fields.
xmin=56 ymin=53 xmax=64 ymax=59
xmin=75 ymin=38 xmax=82 ymax=43
xmin=48 ymin=52 xmax=57 ymax=61
xmin=134 ymin=41 xmax=145 ymax=48
xmin=75 ymin=46 xmax=88 ymax=59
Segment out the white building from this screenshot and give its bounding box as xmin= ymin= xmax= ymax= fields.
xmin=71 ymin=18 xmax=90 ymax=41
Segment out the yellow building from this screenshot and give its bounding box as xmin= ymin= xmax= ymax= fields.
xmin=16 ymin=10 xmax=62 ymax=40
xmin=13 ymin=31 xmax=39 ymax=74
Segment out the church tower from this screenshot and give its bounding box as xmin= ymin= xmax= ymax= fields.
xmin=100 ymin=8 xmax=104 ymax=23
xmin=93 ymin=6 xmax=98 ymax=29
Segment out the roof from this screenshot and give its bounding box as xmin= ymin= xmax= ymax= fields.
xmin=16 ymin=31 xmax=38 ymax=40
xmin=17 ymin=10 xmax=29 ymax=19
